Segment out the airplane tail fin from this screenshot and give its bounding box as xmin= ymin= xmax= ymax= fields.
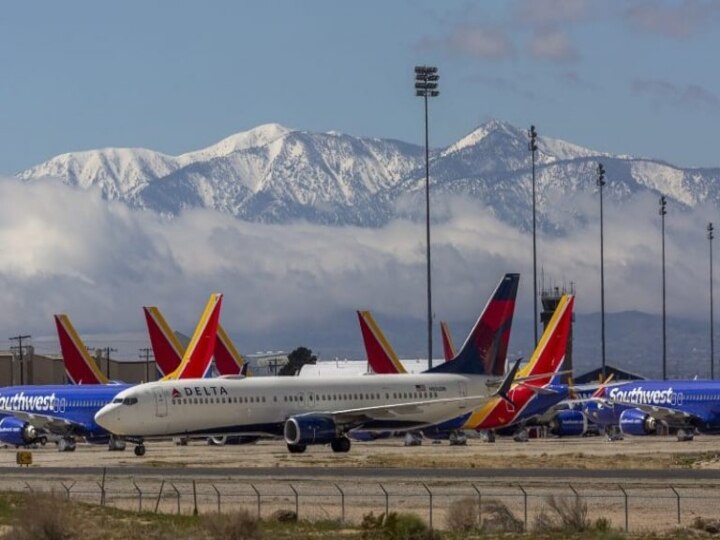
xmin=214 ymin=324 xmax=246 ymax=376
xmin=517 ymin=294 xmax=574 ymax=386
xmin=162 ymin=293 xmax=223 ymax=380
xmin=357 ymin=310 xmax=407 ymax=374
xmin=439 ymin=321 xmax=456 ymax=362
xmin=591 ymin=374 xmax=615 ymax=399
xmin=54 ymin=314 xmax=109 ymax=385
xmin=144 ymin=306 xmax=185 ymax=377
xmin=426 ymin=273 xmax=520 ymax=376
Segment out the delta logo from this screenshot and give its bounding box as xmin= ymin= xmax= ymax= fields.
xmin=171 ymin=388 xmax=182 ymax=400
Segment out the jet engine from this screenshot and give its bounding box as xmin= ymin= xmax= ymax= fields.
xmin=619 ymin=408 xmax=657 ymax=436
xmin=548 ymin=410 xmax=587 ymax=437
xmin=284 ymin=415 xmax=338 ymax=446
xmin=0 ymin=417 xmax=38 ymax=447
xmin=583 ymin=400 xmax=617 ymax=427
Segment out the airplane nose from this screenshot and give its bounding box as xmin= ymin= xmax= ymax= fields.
xmin=95 ymin=404 xmax=121 ymax=433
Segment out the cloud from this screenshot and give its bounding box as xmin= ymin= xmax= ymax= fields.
xmin=512 ymin=0 xmax=594 ymax=25
xmin=418 ymin=25 xmax=515 ymax=60
xmin=0 ymin=177 xmax=715 ymax=359
xmin=632 ymin=79 xmax=720 ymax=111
xmin=528 ymin=28 xmax=580 ymax=62
xmin=464 ymin=75 xmax=538 ymax=100
xmin=625 ymin=0 xmax=720 ymax=39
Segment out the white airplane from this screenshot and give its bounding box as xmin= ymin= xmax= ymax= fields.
xmin=95 ymin=353 xmax=520 ymax=454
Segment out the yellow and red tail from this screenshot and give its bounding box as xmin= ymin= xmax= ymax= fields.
xmin=161 ymin=293 xmax=223 ymax=380
xmin=357 ymin=310 xmax=407 ymax=374
xmin=214 ymin=324 xmax=247 ymax=376
xmin=439 ymin=321 xmax=456 ymax=362
xmin=144 ymin=306 xmax=185 ymax=377
xmin=54 ymin=314 xmax=109 ymax=385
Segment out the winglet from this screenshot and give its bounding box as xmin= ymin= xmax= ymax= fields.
xmin=357 ymin=310 xmax=407 ymax=374
xmin=54 ymin=314 xmax=110 ymax=385
xmin=144 ymin=306 xmax=185 ymax=377
xmin=439 ymin=321 xmax=456 ymax=362
xmin=162 ymin=293 xmax=223 ymax=380
xmin=214 ymin=324 xmax=246 ymax=376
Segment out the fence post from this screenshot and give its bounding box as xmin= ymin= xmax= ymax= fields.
xmin=155 ymin=480 xmax=165 ymax=514
xmin=289 ymin=484 xmax=299 ymax=518
xmin=618 ymin=484 xmax=628 ymax=532
xmin=60 ymin=481 xmax=75 ymax=500
xmin=334 ymin=483 xmax=345 ymax=523
xmin=379 ymin=483 xmax=389 ymax=517
xmin=211 ymin=482 xmax=221 ymax=513
xmin=133 ymin=482 xmax=143 ymax=512
xmin=569 ymin=484 xmax=579 ymax=501
xmin=422 ymin=483 xmax=433 ymax=530
xmin=670 ymin=486 xmax=681 ymax=524
xmin=170 ymin=482 xmax=181 ymax=515
xmin=23 ymin=482 xmax=33 ymax=493
xmin=518 ymin=486 xmax=528 ymax=532
xmin=250 ymin=483 xmax=261 ymax=519
xmin=96 ymin=481 xmax=106 ymax=506
xmin=472 ymin=484 xmax=482 ymax=528
xmin=100 ymin=467 xmax=107 ymax=505
xmin=192 ymin=480 xmax=198 ymax=516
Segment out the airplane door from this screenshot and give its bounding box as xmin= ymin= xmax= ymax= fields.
xmin=154 ymin=389 xmax=168 ymax=417
xmin=458 ymin=382 xmax=467 ymax=397
xmin=306 ymin=392 xmax=316 ymax=409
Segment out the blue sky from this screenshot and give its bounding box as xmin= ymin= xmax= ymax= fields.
xmin=1 ymin=0 xmax=719 ymax=172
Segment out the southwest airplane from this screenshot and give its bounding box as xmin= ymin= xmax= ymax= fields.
xmin=144 ymin=307 xmax=246 ymax=376
xmin=94 ymin=304 xmax=525 ymax=454
xmin=360 ymin=292 xmax=576 ymax=440
xmin=0 ymin=294 xmax=222 ymax=455
xmin=584 ymin=378 xmax=720 ymax=441
xmin=440 ymin=321 xmax=456 ymax=362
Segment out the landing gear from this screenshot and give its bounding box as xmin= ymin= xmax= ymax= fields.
xmin=676 ymin=429 xmax=694 ymax=442
xmin=38 ymin=436 xmax=47 ymax=446
xmin=404 ymin=432 xmax=423 ymax=446
xmin=479 ymin=430 xmax=496 ymax=443
xmin=108 ymin=436 xmax=126 ymax=452
xmin=134 ymin=444 xmax=146 ymax=456
xmin=449 ymin=431 xmax=468 ymax=446
xmin=287 ymin=443 xmax=307 ymax=454
xmin=513 ymin=428 xmax=529 ymax=443
xmin=331 ymin=437 xmax=351 ymax=453
xmin=605 ymin=426 xmax=624 ymax=442
xmin=57 ymin=437 xmax=76 ymax=452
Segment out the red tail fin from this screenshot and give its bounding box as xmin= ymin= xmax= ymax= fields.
xmin=54 ymin=314 xmax=109 ymax=385
xmin=357 ymin=310 xmax=406 ymax=374
xmin=144 ymin=306 xmax=184 ymax=377
xmin=214 ymin=324 xmax=246 ymax=376
xmin=439 ymin=321 xmax=456 ymax=362
xmin=162 ymin=293 xmax=223 ymax=380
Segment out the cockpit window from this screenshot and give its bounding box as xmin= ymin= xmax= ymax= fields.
xmin=122 ymin=397 xmax=138 ymax=406
xmin=113 ymin=398 xmax=123 ymax=404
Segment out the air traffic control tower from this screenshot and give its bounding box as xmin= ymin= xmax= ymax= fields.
xmin=540 ymin=284 xmax=575 ymax=382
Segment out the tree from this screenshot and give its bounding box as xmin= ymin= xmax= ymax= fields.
xmin=278 ymin=346 xmax=317 ymax=376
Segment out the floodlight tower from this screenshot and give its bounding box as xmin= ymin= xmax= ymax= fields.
xmin=597 ymin=163 xmax=606 ymax=378
xmin=659 ymin=195 xmax=667 ymax=380
xmin=709 ymin=222 xmax=715 ymax=379
xmin=415 ymin=65 xmax=439 ymax=370
xmin=528 ymin=125 xmax=540 ymax=346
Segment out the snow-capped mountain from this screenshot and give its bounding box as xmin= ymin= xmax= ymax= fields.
xmin=18 ymin=120 xmax=720 ymax=229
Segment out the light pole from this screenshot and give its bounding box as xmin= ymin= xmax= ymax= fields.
xmin=597 ymin=163 xmax=606 ymax=378
xmin=415 ymin=65 xmax=439 ymax=370
xmin=8 ymin=334 xmax=31 ymax=385
xmin=659 ymin=195 xmax=667 ymax=380
xmin=709 ymin=222 xmax=715 ymax=379
xmin=528 ymin=125 xmax=539 ymax=345
xmin=139 ymin=347 xmax=153 ymax=382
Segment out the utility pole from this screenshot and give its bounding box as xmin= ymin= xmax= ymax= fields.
xmin=659 ymin=195 xmax=667 ymax=380
xmin=9 ymin=334 xmax=31 ymax=385
xmin=528 ymin=125 xmax=539 ymax=346
xmin=709 ymin=222 xmax=715 ymax=379
xmin=414 ymin=65 xmax=440 ymax=370
xmin=103 ymin=346 xmax=118 ymax=379
xmin=139 ymin=347 xmax=153 ymax=382
xmin=597 ymin=163 xmax=606 ymax=378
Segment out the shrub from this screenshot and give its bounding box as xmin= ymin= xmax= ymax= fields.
xmin=360 ymin=511 xmax=436 ymax=540
xmin=7 ymin=493 xmax=74 ymax=540
xmin=534 ymin=495 xmax=590 ymax=532
xmin=202 ymin=509 xmax=262 ymax=540
xmin=445 ymin=497 xmax=478 ymax=532
xmin=479 ymin=499 xmax=523 ymax=533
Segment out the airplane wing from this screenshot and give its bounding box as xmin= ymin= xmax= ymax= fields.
xmin=0 ymin=409 xmax=87 ymax=436
xmin=628 ymin=403 xmax=697 ymax=425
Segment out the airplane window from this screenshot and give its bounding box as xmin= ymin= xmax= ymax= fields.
xmin=273 ymin=396 xmax=277 ymax=402
xmin=284 ymin=396 xmax=287 ymax=402
xmin=113 ymin=398 xmax=123 ymax=404
xmin=122 ymin=397 xmax=138 ymax=406
xmin=299 ymin=396 xmax=304 ymax=401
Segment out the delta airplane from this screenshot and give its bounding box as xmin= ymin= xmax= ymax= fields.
xmin=144 ymin=306 xmax=246 ymax=376
xmin=0 ymin=294 xmax=222 ymax=454
xmin=584 ymin=379 xmax=720 ymax=441
xmin=360 ymin=292 xmax=576 ymax=441
xmin=95 ymin=312 xmax=525 ymax=454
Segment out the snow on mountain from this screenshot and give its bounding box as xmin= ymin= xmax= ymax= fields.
xmin=17 ymin=120 xmax=720 ymax=230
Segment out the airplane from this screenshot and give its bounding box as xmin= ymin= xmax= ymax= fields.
xmin=440 ymin=321 xmax=456 ymax=362
xmin=55 ymin=314 xmax=113 ymax=385
xmin=357 ymin=273 xmax=520 ymax=375
xmin=144 ymin=306 xmax=246 ymax=376
xmin=583 ymin=378 xmax=720 ymax=441
xmin=0 ymin=294 xmax=222 ymax=455
xmin=359 ymin=292 xmax=576 ymax=442
xmin=94 ymin=301 xmax=526 ymax=454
